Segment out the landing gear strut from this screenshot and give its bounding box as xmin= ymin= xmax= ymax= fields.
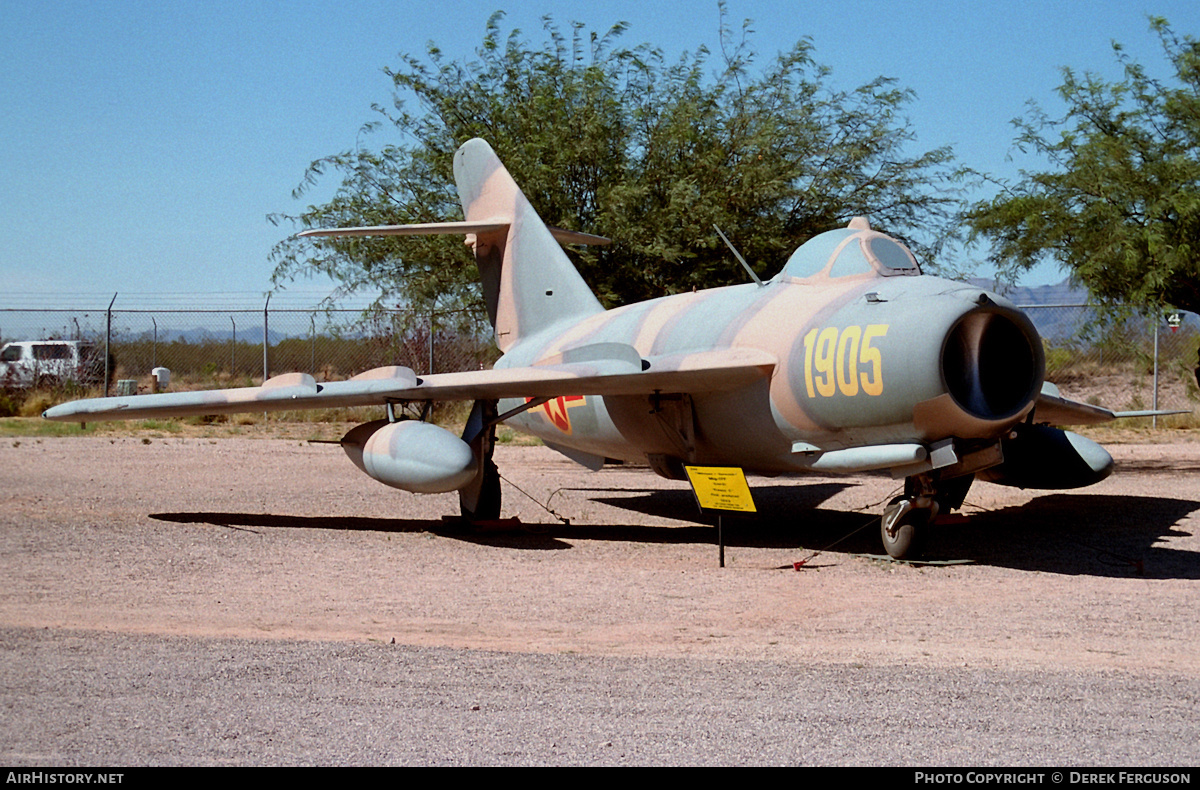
xmin=880 ymin=473 xmax=973 ymax=559
xmin=459 ymin=399 xmax=501 ymax=521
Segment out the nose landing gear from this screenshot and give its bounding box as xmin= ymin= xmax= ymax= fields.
xmin=879 ymin=473 xmax=974 ymax=559
xmin=881 ymin=495 xmax=937 ymax=559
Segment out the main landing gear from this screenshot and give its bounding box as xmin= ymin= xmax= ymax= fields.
xmin=460 ymin=459 xmax=502 ymax=521
xmin=458 ymin=399 xmax=502 ymax=522
xmin=454 ymin=395 xmax=557 ymax=523
xmin=880 ymin=473 xmax=974 ymax=560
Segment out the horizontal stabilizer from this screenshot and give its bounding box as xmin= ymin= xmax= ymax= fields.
xmin=297 ymin=220 xmax=509 ymax=239
xmin=545 ymin=227 xmax=612 ymax=246
xmin=298 ymin=220 xmax=610 ymax=246
xmin=43 ymin=348 xmax=775 ymax=423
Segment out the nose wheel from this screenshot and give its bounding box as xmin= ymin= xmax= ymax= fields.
xmin=881 ymin=496 xmax=936 ymax=559
xmin=879 ymin=473 xmax=973 ymax=559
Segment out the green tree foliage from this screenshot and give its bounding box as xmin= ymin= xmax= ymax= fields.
xmin=966 ymin=19 xmax=1200 ymax=315
xmin=270 ymin=10 xmax=962 ymax=313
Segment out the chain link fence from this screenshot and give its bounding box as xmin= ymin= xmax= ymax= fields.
xmin=1021 ymin=304 xmax=1198 ymax=417
xmin=0 ymin=306 xmax=498 ymax=391
xmin=2 ymin=302 xmax=1197 ymax=419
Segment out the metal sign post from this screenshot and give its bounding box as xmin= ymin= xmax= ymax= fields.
xmin=684 ymin=466 xmax=757 ymax=568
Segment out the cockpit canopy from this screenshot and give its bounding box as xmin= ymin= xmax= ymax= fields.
xmin=773 ymin=217 xmax=921 ymax=281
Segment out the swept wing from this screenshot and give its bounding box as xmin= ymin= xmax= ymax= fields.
xmin=42 ymin=347 xmax=776 ymax=422
xmin=1033 ymin=383 xmax=1187 ymax=426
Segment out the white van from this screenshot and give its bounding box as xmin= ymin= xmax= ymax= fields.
xmin=0 ymin=340 xmax=109 ymax=389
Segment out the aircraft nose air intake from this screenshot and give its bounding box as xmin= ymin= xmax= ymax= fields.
xmin=941 ymin=309 xmax=1043 ymax=421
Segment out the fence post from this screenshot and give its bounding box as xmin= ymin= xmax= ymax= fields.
xmin=262 ymin=293 xmax=270 ymax=382
xmin=428 ymin=311 xmax=435 ymax=375
xmin=1153 ymin=316 xmax=1159 ymax=429
xmin=230 ymin=317 xmax=236 ymax=375
xmin=391 ymin=311 xmax=399 ymax=366
xmin=104 ymin=293 xmax=117 ymax=396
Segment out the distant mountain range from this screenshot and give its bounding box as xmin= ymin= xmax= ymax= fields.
xmin=967 ymin=276 xmax=1088 ymax=306
xmin=153 ymin=327 xmax=289 ymax=345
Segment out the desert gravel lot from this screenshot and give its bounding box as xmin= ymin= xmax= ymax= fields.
xmin=2 ymin=436 xmax=1199 ymax=765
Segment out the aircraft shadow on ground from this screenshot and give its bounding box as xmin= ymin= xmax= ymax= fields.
xmin=933 ymin=493 xmax=1200 ymax=578
xmin=150 ymin=512 xmax=449 ymax=537
xmin=586 ymin=483 xmax=1200 ymax=578
xmin=148 ymin=509 xmax=754 ymax=551
xmin=150 ymin=488 xmax=1200 ymax=579
xmin=148 ymin=483 xmax=854 ymax=552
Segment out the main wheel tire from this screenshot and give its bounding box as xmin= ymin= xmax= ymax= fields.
xmin=461 ymin=461 xmax=501 ymax=522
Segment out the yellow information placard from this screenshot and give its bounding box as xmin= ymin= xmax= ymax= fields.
xmin=684 ymin=466 xmax=757 ymax=513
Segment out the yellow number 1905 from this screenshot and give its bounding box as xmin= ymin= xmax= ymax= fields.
xmin=802 ymin=324 xmax=888 ymax=398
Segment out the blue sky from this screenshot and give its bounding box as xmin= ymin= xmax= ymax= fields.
xmin=2 ymin=0 xmax=1196 ymax=310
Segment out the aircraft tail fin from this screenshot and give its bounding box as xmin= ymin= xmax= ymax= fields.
xmin=298 ymin=139 xmax=608 ymax=352
xmin=452 ymin=139 xmax=604 ymax=350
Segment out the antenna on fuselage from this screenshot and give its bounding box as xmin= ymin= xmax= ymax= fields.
xmin=713 ymin=225 xmax=764 ymax=288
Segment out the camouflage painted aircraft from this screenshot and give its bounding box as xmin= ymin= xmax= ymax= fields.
xmin=45 ymin=138 xmax=1160 ymax=558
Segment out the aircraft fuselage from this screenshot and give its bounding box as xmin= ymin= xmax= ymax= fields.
xmin=499 ymin=270 xmax=1044 ymax=478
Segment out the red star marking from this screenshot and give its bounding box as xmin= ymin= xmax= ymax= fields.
xmin=527 ymin=395 xmax=586 ymax=433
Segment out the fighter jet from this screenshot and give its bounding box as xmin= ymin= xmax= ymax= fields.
xmin=45 ymin=138 xmax=1155 ymax=558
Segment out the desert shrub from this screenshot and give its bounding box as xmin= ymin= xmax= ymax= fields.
xmin=18 ymin=392 xmax=54 ymax=418
xmin=0 ymin=391 xmax=20 ymax=418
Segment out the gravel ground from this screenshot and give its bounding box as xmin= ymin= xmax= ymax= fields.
xmin=2 ymin=436 xmax=1199 ymax=765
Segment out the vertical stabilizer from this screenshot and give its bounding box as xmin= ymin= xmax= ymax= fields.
xmin=453 ymin=139 xmax=604 ymax=351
